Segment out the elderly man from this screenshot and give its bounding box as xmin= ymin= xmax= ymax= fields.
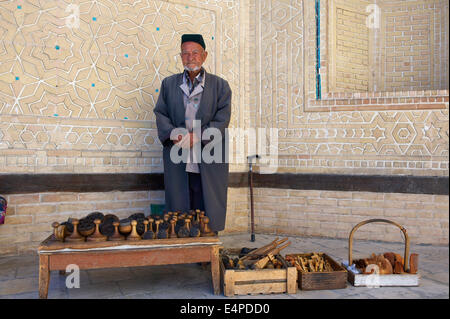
xmin=154 ymin=34 xmax=232 ymax=233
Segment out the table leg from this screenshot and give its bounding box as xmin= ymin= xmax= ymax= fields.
xmin=39 ymin=254 xmax=50 ymax=299
xmin=210 ymin=246 xmax=220 ymax=295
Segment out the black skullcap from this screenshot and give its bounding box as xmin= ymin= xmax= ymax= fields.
xmin=181 ymin=34 xmax=206 ymax=49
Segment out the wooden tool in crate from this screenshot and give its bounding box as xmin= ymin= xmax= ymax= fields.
xmin=220 ymin=238 xmax=297 ymax=296
xmin=285 ymin=253 xmax=347 ymax=290
xmin=342 ymin=219 xmax=420 ymax=287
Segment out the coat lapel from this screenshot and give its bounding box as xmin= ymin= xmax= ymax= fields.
xmin=179 ymin=81 xmax=190 ymax=98
xmin=174 ymin=73 xmax=186 ymax=127
xmin=195 ymin=73 xmax=211 ymax=122
xmin=191 ymin=82 xmax=204 ymax=97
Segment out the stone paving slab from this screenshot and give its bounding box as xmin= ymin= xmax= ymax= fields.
xmin=0 ymin=233 xmax=448 ymax=299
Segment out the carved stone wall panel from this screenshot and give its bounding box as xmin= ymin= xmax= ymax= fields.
xmin=253 ymin=0 xmax=448 ymax=176
xmin=0 ymin=0 xmax=245 ymax=173
xmin=257 ymin=0 xmax=304 ymax=129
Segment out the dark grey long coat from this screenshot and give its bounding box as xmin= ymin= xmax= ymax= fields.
xmin=153 ymin=72 xmax=232 ymax=231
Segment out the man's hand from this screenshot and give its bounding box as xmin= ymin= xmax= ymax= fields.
xmin=174 ymin=133 xmax=191 ymax=149
xmin=173 ymin=134 xmax=183 ymax=145
xmin=189 ymin=132 xmax=200 ymax=148
xmin=173 ymin=133 xmax=199 ymax=149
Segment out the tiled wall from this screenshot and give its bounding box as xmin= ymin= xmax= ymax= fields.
xmin=0 ymin=0 xmax=448 ymax=255
xmin=0 ymin=0 xmax=448 ymax=176
xmin=0 ymin=0 xmax=250 ymax=174
xmin=250 ymin=0 xmax=449 ymax=176
xmin=246 ymin=0 xmax=448 ymax=245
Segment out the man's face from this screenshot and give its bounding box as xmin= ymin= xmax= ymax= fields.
xmin=180 ymin=41 xmax=207 ymax=72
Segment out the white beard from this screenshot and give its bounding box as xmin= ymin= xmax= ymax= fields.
xmin=184 ymin=65 xmax=201 ymax=72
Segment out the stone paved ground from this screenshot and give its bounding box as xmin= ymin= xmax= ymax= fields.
xmin=0 ymin=233 xmax=448 ymax=299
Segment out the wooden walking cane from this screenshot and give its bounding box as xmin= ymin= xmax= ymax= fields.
xmin=247 ymin=155 xmax=259 ymax=242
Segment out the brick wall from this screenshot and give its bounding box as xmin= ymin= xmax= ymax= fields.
xmin=385 ymin=6 xmax=431 ymax=90
xmin=0 ymin=0 xmax=448 ymax=256
xmin=254 ymin=0 xmax=448 ymax=178
xmin=2 ymin=185 xmax=447 ymax=256
xmin=328 ymin=0 xmax=449 ymax=93
xmin=252 ymin=188 xmax=449 ymax=245
xmin=383 ymin=1 xmax=449 ymax=91
xmin=0 ymin=188 xmax=248 ymax=256
xmin=335 ymin=7 xmax=369 ymax=91
xmin=0 ymin=191 xmax=163 ymax=255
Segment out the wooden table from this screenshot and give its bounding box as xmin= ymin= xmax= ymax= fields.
xmin=38 ymin=235 xmax=222 ymax=299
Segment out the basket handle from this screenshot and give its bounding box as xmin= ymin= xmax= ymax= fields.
xmin=348 ymin=219 xmax=410 ymax=272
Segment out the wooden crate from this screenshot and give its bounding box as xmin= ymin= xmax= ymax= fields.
xmin=286 ymin=253 xmax=347 ymax=290
xmin=220 ymin=249 xmax=297 ymax=296
xmin=343 ymin=219 xmax=420 ymax=287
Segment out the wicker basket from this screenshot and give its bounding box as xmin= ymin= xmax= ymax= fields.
xmin=342 ymin=219 xmax=420 ymax=287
